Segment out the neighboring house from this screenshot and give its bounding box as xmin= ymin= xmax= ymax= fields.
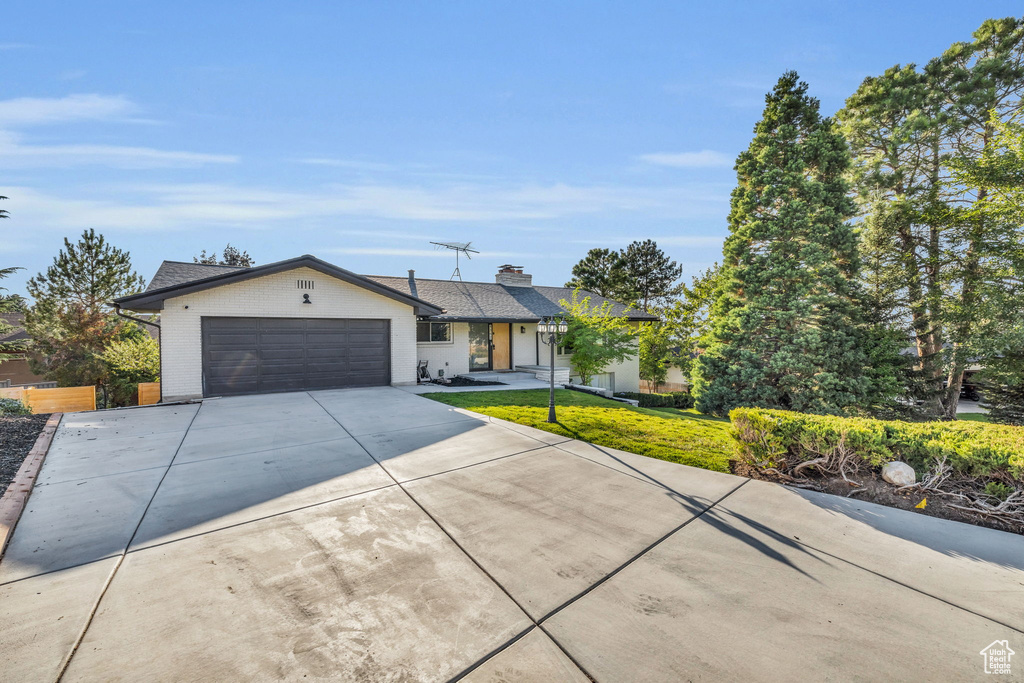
xmin=114 ymin=256 xmax=654 ymax=402
xmin=0 ymin=312 xmax=48 ymax=387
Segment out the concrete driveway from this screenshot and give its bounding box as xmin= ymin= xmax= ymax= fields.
xmin=1 ymin=388 xmax=1022 ymax=681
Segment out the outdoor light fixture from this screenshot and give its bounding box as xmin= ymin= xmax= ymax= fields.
xmin=520 ymin=325 xmax=526 ymax=333
xmin=302 ymin=294 xmax=312 ymax=304
xmin=538 ymin=317 xmax=569 ymax=423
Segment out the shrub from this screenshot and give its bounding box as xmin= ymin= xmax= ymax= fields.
xmin=615 ymin=391 xmax=695 ymax=409
xmin=100 ymin=335 xmax=160 ymax=407
xmin=0 ymin=397 xmax=32 ymax=416
xmin=730 ymin=407 xmax=1024 ymax=482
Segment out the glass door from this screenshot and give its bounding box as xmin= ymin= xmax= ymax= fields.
xmin=468 ymin=323 xmax=491 ymax=371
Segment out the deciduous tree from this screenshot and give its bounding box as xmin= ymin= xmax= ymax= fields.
xmin=558 ymin=289 xmax=638 ymax=387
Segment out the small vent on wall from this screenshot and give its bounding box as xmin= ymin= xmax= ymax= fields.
xmin=297 ymin=279 xmax=315 ymax=290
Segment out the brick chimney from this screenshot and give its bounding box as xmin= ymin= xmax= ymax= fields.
xmin=495 ymin=264 xmax=532 ymax=287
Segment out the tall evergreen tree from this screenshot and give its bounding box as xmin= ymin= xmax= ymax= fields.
xmin=564 ymin=248 xmax=628 ymax=300
xmin=26 ymin=230 xmax=146 ymax=386
xmin=840 ymin=17 xmax=1024 ymax=419
xmin=194 ymin=243 xmax=255 ymax=267
xmin=619 ymin=239 xmax=683 ymax=312
xmin=693 ymin=72 xmax=872 ymax=417
xmin=0 ymin=196 xmax=21 ymax=363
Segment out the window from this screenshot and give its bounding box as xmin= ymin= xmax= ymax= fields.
xmin=417 ymin=321 xmax=452 ymax=343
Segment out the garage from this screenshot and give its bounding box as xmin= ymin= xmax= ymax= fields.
xmin=112 ymin=256 xmax=443 ymax=400
xmin=202 ymin=317 xmax=391 ymax=396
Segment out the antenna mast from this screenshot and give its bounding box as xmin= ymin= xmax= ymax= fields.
xmin=430 ymin=241 xmax=480 ymax=281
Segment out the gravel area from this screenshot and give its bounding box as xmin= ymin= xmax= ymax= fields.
xmin=0 ymin=414 xmax=50 ymax=495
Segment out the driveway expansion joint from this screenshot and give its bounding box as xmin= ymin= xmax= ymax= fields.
xmin=307 ymin=391 xmax=602 ymax=682
xmin=53 ymin=404 xmax=202 ymax=682
xmin=720 ymin=506 xmax=1024 ymax=635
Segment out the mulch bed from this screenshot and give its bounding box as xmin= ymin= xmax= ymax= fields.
xmin=427 ymin=377 xmax=508 ymax=388
xmin=731 ymin=461 xmax=1023 ymax=536
xmin=0 ymin=415 xmax=51 ymax=495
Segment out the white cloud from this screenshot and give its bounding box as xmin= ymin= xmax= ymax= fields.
xmin=321 ymin=247 xmax=534 ymax=259
xmin=1 ymin=179 xmax=728 ymax=232
xmin=298 ymin=157 xmax=394 ymax=171
xmin=639 ymin=150 xmax=734 ymax=169
xmin=0 ymin=94 xmax=139 ymax=126
xmin=0 ymin=132 xmax=238 ymax=168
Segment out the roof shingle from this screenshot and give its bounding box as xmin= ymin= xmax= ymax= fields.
xmin=146 ymin=261 xmax=247 ymax=292
xmin=133 ymin=258 xmax=655 ymax=321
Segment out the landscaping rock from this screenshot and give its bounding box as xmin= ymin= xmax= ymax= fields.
xmin=882 ymin=461 xmax=916 ymax=487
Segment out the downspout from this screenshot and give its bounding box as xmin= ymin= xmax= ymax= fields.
xmin=113 ymin=305 xmax=161 ymax=331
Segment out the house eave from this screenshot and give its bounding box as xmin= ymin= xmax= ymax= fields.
xmin=114 ymin=255 xmax=444 ymax=317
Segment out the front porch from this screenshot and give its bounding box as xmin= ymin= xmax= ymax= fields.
xmin=400 ymin=370 xmax=553 ymax=394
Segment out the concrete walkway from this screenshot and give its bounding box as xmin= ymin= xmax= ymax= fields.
xmin=1 ymin=388 xmax=1021 ymax=681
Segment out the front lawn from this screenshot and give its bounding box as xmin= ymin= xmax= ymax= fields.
xmin=423 ymin=389 xmax=734 ymax=473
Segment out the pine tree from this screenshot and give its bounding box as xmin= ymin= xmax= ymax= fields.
xmin=194 ymin=243 xmax=255 ymax=267
xmin=26 ymin=230 xmax=146 ymax=386
xmin=619 ymin=240 xmax=683 ymax=312
xmin=564 ymin=248 xmax=628 ymax=300
xmin=0 ymin=196 xmax=21 ymax=363
xmin=692 ymin=72 xmax=872 ymax=417
xmin=28 ymin=229 xmax=145 ymax=315
xmin=840 ymin=17 xmax=1024 ymax=419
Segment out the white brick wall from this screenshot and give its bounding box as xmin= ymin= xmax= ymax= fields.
xmin=512 ymin=323 xmax=540 ymax=366
xmin=416 ymin=322 xmax=470 ymax=379
xmin=159 ymin=267 xmax=418 ymax=400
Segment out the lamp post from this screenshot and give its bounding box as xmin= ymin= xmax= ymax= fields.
xmin=538 ymin=317 xmax=569 ymax=423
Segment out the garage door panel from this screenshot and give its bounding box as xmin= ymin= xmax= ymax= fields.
xmin=306 ymin=348 xmax=348 ymax=361
xmin=202 ymin=317 xmax=390 ymax=397
xmin=207 ymin=332 xmax=259 ymax=347
xmin=206 ymin=349 xmax=258 ymax=363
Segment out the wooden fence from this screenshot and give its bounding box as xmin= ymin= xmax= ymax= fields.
xmin=640 ymin=380 xmax=691 ymax=394
xmin=138 ymin=382 xmax=161 ymax=406
xmin=0 ymin=386 xmax=96 ymax=414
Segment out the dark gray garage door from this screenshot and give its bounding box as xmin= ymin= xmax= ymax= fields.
xmin=201 ymin=317 xmax=390 ymax=397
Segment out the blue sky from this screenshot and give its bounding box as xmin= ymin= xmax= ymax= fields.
xmin=2 ymin=2 xmax=1019 ymax=294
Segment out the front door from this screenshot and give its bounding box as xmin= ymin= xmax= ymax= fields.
xmin=468 ymin=323 xmax=491 ymax=371
xmin=491 ymin=323 xmax=511 ymax=370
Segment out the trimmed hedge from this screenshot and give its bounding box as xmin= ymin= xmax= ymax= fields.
xmin=616 ymin=391 xmax=695 ymax=409
xmin=730 ymin=407 xmax=1024 ymax=481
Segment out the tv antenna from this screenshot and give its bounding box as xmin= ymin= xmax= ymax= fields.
xmin=430 ymin=241 xmax=479 ymax=281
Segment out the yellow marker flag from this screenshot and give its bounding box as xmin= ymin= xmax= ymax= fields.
xmin=915 ymin=498 xmax=927 ymax=509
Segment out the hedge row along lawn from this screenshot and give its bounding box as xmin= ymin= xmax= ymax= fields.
xmin=423 ymin=388 xmax=734 ymax=473
xmin=730 ymin=407 xmax=1024 ymax=533
xmin=424 ymin=388 xmax=1024 ymax=534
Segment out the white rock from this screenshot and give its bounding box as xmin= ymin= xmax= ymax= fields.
xmin=882 ymin=461 xmax=916 ymax=487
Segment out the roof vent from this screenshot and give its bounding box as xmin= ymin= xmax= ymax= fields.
xmin=496 ymin=264 xmax=532 ymax=287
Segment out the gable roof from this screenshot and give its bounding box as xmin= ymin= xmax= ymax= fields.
xmin=147 ymin=261 xmax=247 ymax=291
xmin=365 ymin=276 xmax=656 ymax=322
xmin=114 ymin=255 xmax=444 ymax=317
xmin=0 ymin=312 xmax=29 ymax=344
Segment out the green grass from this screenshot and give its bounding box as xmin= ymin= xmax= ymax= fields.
xmin=956 ymin=412 xmax=992 ymax=423
xmin=423 ymin=389 xmax=735 ymax=473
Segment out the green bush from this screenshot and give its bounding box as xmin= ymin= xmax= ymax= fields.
xmin=0 ymin=397 xmax=32 ymax=416
xmin=100 ymin=336 xmax=160 ymax=407
xmin=730 ymin=407 xmax=1024 ymax=481
xmin=615 ymin=391 xmax=695 ymax=409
